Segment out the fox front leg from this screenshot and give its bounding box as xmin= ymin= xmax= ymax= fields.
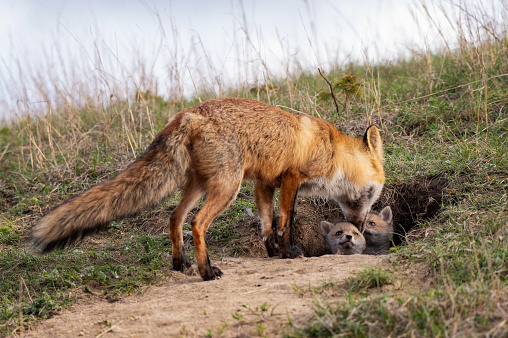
xmin=277 ymin=170 xmax=303 ymax=259
xmin=254 ymin=182 xmax=279 ymax=257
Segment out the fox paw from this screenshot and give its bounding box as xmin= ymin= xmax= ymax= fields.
xmin=203 ymin=266 xmax=223 ymax=281
xmin=173 ymin=256 xmax=192 ymax=272
xmin=212 ymin=266 xmax=223 ymax=279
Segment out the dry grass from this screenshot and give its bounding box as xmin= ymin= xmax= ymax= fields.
xmin=1 ymin=0 xmax=507 ymax=336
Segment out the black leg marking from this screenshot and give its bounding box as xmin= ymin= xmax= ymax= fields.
xmin=173 ymin=254 xmax=192 ymax=272
xmin=264 ymin=231 xmax=279 ymax=257
xmin=279 ymin=185 xmax=303 ymax=258
xmin=202 ymin=252 xmax=223 ymax=281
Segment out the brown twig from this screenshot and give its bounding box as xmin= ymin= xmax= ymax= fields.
xmin=318 ymin=68 xmax=343 ymax=115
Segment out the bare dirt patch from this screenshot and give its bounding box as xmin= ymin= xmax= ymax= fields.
xmin=26 ymin=255 xmax=386 ymax=338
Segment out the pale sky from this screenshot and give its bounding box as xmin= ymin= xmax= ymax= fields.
xmin=0 ymin=0 xmax=454 ymax=120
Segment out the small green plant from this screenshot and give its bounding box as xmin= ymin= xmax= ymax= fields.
xmin=256 ymin=322 xmax=266 ymax=336
xmin=347 ymin=267 xmax=393 ymax=293
xmin=98 ymin=320 xmax=112 ymax=328
xmin=232 ymin=311 xmax=243 ymax=324
xmin=216 ymin=321 xmax=228 ymax=336
xmin=318 ymin=70 xmax=363 ymax=116
xmin=179 ymin=325 xmax=188 ymax=335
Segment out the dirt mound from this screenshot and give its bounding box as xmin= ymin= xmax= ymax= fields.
xmin=243 ymin=176 xmax=450 ymax=257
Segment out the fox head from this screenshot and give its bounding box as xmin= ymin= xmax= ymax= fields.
xmin=334 ymin=125 xmax=385 ymax=231
xmin=364 ymin=206 xmax=393 ymax=235
xmin=363 ymin=206 xmax=394 ymax=254
xmin=320 ymin=221 xmax=366 ymax=255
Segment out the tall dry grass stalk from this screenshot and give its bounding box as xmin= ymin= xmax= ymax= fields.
xmin=1 ymin=0 xmax=507 ymax=176
xmin=0 ymin=2 xmax=323 ymax=178
xmin=416 ymin=0 xmax=508 ymax=149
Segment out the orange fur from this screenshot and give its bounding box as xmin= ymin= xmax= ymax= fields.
xmin=30 ymin=98 xmax=385 ymax=281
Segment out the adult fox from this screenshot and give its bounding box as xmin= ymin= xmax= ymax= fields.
xmin=30 ymin=98 xmax=385 ymax=281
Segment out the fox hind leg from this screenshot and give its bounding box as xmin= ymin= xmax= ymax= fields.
xmin=191 ymin=181 xmax=242 ymax=281
xmin=169 ymin=177 xmax=205 ymax=272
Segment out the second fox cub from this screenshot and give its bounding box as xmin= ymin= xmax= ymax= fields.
xmin=363 ymin=206 xmax=393 ymax=255
xmin=30 ymin=98 xmax=385 ymax=281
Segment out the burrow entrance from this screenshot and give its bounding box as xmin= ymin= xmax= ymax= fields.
xmin=244 ymin=175 xmax=450 ymax=257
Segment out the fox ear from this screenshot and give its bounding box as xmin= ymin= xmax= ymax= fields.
xmin=363 ymin=125 xmax=383 ymax=161
xmin=320 ymin=221 xmax=333 ymax=237
xmin=379 ymin=206 xmax=393 ymax=224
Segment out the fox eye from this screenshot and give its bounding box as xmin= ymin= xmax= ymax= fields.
xmin=335 ymin=231 xmax=343 ymax=236
xmin=369 ymin=222 xmax=376 ymax=226
xmin=353 ymin=232 xmax=359 ymax=236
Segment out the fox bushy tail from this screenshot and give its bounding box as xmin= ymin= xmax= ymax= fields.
xmin=30 ymin=119 xmax=191 ymax=252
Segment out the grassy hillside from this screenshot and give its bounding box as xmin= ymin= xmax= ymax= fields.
xmin=1 ymin=3 xmax=507 ymax=337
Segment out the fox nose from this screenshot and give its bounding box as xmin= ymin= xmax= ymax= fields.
xmin=346 ymin=235 xmax=352 ymax=240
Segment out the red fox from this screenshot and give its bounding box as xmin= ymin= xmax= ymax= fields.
xmin=30 ymin=98 xmax=385 ymax=281
xmin=320 ymin=221 xmax=366 ymax=255
xmin=363 ymin=206 xmax=393 ymax=255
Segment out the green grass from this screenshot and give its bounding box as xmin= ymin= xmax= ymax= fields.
xmin=1 ymin=2 xmax=508 ymax=336
xmin=0 ymin=229 xmax=174 ymax=332
xmin=284 ymin=36 xmax=508 ymax=336
xmin=346 ymin=267 xmax=393 ymax=294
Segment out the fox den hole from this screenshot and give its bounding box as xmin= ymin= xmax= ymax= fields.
xmin=268 ymin=175 xmax=450 ymax=257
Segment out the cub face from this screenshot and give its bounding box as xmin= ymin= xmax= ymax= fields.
xmin=363 ymin=206 xmax=393 ymax=255
xmin=320 ymin=221 xmax=366 ymax=255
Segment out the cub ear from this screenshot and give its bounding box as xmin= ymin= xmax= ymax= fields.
xmin=363 ymin=125 xmax=384 ymax=161
xmin=320 ymin=221 xmax=333 ymax=237
xmin=379 ymin=206 xmax=393 ymax=224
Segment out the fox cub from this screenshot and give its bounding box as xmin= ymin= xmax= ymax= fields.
xmin=320 ymin=221 xmax=366 ymax=255
xmin=320 ymin=206 xmax=393 ymax=255
xmin=363 ymin=206 xmax=393 ymax=255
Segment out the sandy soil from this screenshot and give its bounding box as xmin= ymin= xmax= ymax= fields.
xmin=26 ymin=254 xmax=386 ymax=337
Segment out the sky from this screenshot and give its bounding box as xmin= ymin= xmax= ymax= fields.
xmin=0 ymin=0 xmax=456 ymax=120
